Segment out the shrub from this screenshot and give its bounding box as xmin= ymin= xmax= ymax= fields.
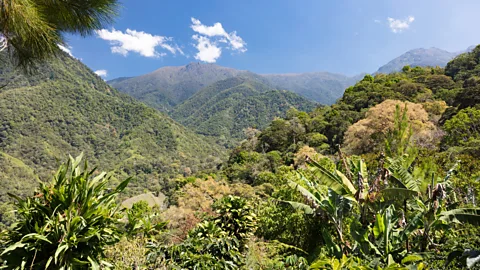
xmin=0 ymin=154 xmax=130 ymax=269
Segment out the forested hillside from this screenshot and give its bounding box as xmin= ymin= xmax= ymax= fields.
xmin=0 ymin=52 xmax=225 ymax=225
xmin=171 ymin=77 xmax=317 ymax=146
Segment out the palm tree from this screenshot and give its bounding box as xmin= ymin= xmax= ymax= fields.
xmin=0 ymin=0 xmax=118 ymax=68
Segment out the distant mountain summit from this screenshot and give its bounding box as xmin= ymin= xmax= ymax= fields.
xmin=109 ymin=62 xmax=246 ymax=111
xmin=376 ymin=46 xmax=474 ymax=74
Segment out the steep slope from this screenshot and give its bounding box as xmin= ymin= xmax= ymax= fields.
xmin=171 ymin=77 xmax=317 ymax=145
xmin=0 ymin=52 xmax=225 ymax=209
xmin=263 ymin=72 xmax=359 ymax=104
xmin=376 ymin=47 xmax=473 ymax=74
xmin=108 ymin=62 xmax=246 ymax=111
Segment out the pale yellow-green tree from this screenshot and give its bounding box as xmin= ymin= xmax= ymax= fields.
xmin=343 ymin=100 xmax=440 ymax=155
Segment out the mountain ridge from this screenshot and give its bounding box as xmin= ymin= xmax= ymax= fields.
xmin=376 ymin=45 xmax=474 ymax=74
xmin=109 ymin=64 xmax=358 ymax=107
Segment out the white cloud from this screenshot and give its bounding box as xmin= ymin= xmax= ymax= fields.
xmin=191 ymin=18 xmax=228 ymax=37
xmin=374 ymin=19 xmax=381 ymax=24
xmin=96 ymin=28 xmax=181 ymax=58
xmin=94 ymin=70 xmax=108 ymax=77
xmin=58 ymin=44 xmax=74 ymax=57
xmin=192 ymin=35 xmax=222 ymax=63
xmin=190 ymin=17 xmax=247 ymax=63
xmin=387 ymin=16 xmax=415 ymax=33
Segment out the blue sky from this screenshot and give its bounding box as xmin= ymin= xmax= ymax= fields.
xmin=62 ymin=0 xmax=480 ymax=79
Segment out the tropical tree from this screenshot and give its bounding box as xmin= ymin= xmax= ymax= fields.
xmin=0 ymin=154 xmax=130 ymax=269
xmin=0 ymin=0 xmax=118 ymax=68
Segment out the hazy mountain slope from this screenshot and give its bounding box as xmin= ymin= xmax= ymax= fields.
xmin=375 ymin=47 xmax=471 ymax=74
xmin=263 ymin=72 xmax=358 ymax=104
xmin=108 ymin=62 xmax=246 ymax=111
xmin=171 ymin=77 xmax=317 ymax=145
xmin=0 ymin=52 xmax=224 ymax=207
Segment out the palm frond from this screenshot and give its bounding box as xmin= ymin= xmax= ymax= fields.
xmin=387 ymin=157 xmax=420 ymax=192
xmin=440 ymin=208 xmax=480 ymax=225
xmin=281 ymin=200 xmax=314 ymax=215
xmin=379 ymin=188 xmax=419 ymax=201
xmin=307 ymin=159 xmax=356 ymax=196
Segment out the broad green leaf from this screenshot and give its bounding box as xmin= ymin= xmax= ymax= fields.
xmin=440 ymin=208 xmax=480 ymax=225
xmin=288 ymin=180 xmax=320 ymax=204
xmin=0 ymin=242 xmax=26 ymax=255
xmin=401 ymin=254 xmax=423 ymax=264
xmin=282 ymin=200 xmax=314 ymax=214
xmin=380 ymin=188 xmax=419 ymax=201
xmin=20 ymin=233 xmax=52 ymax=244
xmin=88 ymin=256 xmax=100 ymax=270
xmin=307 ymin=159 xmax=346 ymax=194
xmin=55 ymin=244 xmax=69 ymax=264
xmin=336 ymin=170 xmax=357 ymax=196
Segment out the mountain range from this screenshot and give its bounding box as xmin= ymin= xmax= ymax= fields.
xmin=109 ymin=64 xmax=359 ymax=108
xmin=109 ymin=45 xmax=474 ymax=113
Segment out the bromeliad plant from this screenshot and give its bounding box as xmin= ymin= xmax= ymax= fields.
xmin=0 ymin=154 xmax=130 ymax=269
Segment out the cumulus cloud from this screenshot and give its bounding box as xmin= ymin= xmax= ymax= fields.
xmin=192 ymin=35 xmax=222 ymax=63
xmin=387 ymin=16 xmax=415 ymax=33
xmin=94 ymin=70 xmax=108 ymax=77
xmin=58 ymin=44 xmax=74 ymax=57
xmin=191 ymin=18 xmax=228 ymax=37
xmin=96 ymin=28 xmax=182 ymax=57
xmin=190 ymin=17 xmax=247 ymax=62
